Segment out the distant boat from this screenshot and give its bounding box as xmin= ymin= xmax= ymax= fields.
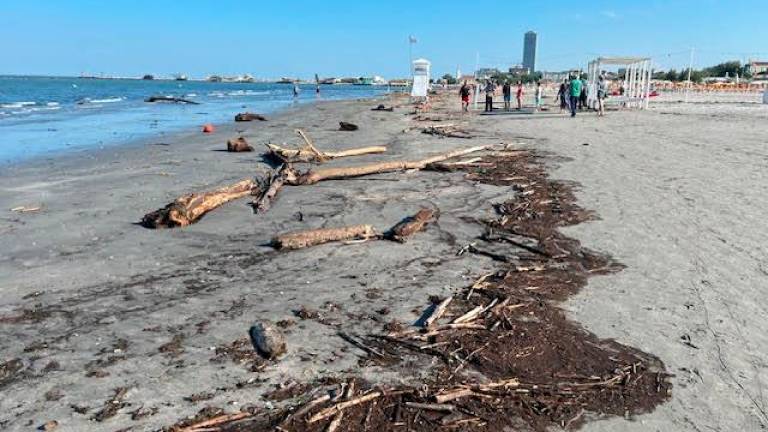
xmin=277 ymin=77 xmax=295 ymax=84
xmin=174 ymin=74 xmax=188 ymax=81
xmin=207 ymin=75 xmax=223 ymax=82
xmin=142 ymin=74 xmax=154 ymax=80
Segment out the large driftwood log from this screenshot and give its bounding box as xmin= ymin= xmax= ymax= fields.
xmin=227 ymin=136 xmax=254 ymax=152
xmin=339 ymin=121 xmax=359 ymax=131
xmin=272 ymin=225 xmax=377 ymax=250
xmin=288 ymin=146 xmax=488 ymax=185
xmin=265 ymin=143 xmax=387 ymax=164
xmin=141 ymin=179 xmax=256 ymax=228
xmin=386 ymin=208 xmax=438 ymax=242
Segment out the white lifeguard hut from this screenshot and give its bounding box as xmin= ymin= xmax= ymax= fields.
xmin=587 ymin=56 xmax=652 ymax=109
xmin=411 ymin=58 xmax=431 ymax=98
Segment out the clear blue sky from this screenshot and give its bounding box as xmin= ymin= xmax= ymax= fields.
xmin=2 ymin=0 xmax=766 ymax=79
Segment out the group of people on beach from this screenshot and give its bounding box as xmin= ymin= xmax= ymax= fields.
xmin=555 ymin=73 xmax=607 ymax=117
xmin=460 ymin=72 xmax=608 ymax=117
xmin=459 ymin=80 xmax=543 ymax=113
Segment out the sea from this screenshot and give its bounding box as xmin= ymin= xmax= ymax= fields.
xmin=0 ymin=76 xmax=392 ymax=164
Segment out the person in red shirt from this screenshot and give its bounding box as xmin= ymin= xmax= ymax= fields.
xmin=459 ymin=81 xmax=471 ymax=112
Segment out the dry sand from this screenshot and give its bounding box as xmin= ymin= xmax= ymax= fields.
xmin=1 ymin=91 xmax=767 ymax=431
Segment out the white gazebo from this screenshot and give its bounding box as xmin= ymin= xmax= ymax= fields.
xmin=411 ymin=58 xmax=431 ymax=98
xmin=587 ymin=56 xmax=652 ymax=109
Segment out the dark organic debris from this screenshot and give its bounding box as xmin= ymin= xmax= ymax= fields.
xmin=371 ymin=104 xmax=394 ymax=112
xmin=339 ymin=121 xmax=359 ymax=131
xmin=235 ymin=112 xmax=267 ymax=122
xmin=92 ymin=387 xmax=129 ymax=422
xmin=227 ymin=136 xmax=254 ymax=152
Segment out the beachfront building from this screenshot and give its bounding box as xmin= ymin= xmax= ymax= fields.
xmin=523 ymin=31 xmax=537 ymax=73
xmin=411 ymin=58 xmax=431 ymax=98
xmin=508 ymin=65 xmax=530 ymax=76
xmin=587 ymin=56 xmax=652 ymax=109
xmin=475 ymin=68 xmax=501 ymax=79
xmin=748 ymin=60 xmax=768 ymax=80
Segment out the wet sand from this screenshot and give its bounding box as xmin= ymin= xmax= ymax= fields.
xmin=1 ymin=91 xmax=767 ymax=431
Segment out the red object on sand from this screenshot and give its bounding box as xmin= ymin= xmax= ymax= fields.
xmin=202 ymin=124 xmax=215 ymax=133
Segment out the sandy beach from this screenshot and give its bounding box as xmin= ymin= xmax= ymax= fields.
xmin=2 ymin=91 xmax=768 ymax=431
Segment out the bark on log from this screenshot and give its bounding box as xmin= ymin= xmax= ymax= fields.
xmin=386 ymin=208 xmax=438 ymax=242
xmin=235 ymin=112 xmax=267 ymax=122
xmin=227 ymin=136 xmax=254 ymax=152
xmin=145 ymin=95 xmax=199 ymax=104
xmin=288 ymin=146 xmax=488 ymax=185
xmin=141 ymin=179 xmax=256 ymax=228
xmin=265 ymin=143 xmax=387 ymax=164
xmin=251 ymin=165 xmax=298 ymax=213
xmin=272 ymin=225 xmax=377 ymax=250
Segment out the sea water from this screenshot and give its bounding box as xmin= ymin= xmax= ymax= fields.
xmin=0 ymin=76 xmax=391 ymax=164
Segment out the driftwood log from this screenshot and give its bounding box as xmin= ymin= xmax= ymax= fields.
xmin=372 ymin=104 xmax=394 ymax=112
xmin=272 ymin=225 xmax=377 ymax=250
xmin=141 ymin=179 xmax=256 ymax=228
xmin=265 ymin=143 xmax=387 ymax=163
xmin=386 ymin=208 xmax=438 ymax=242
xmin=339 ymin=121 xmax=359 ymax=131
xmin=287 ymin=146 xmax=488 ymax=185
xmin=144 ymin=95 xmax=199 ymax=105
xmin=250 ymin=164 xmax=295 ymax=213
xmin=423 ymin=125 xmax=472 ymax=139
xmin=235 ymin=112 xmax=267 ymax=122
xmin=227 ymin=136 xmax=253 ymax=152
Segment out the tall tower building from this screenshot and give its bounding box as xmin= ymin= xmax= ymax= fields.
xmin=522 ymin=31 xmax=537 ymax=74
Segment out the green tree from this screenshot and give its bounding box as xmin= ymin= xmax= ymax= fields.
xmin=704 ymin=61 xmax=742 ymax=78
xmin=441 ymin=74 xmax=457 ymax=85
xmin=664 ymin=69 xmax=679 ymax=81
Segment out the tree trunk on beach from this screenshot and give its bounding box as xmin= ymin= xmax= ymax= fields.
xmin=141 ymin=179 xmax=256 ymax=228
xmin=265 ymin=143 xmax=387 ymax=163
xmin=272 ymin=225 xmax=377 ymax=250
xmin=385 ymin=208 xmax=439 ymax=242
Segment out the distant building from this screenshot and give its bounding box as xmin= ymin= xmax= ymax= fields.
xmin=748 ymin=60 xmax=768 ymax=78
xmin=475 ymin=68 xmax=501 ymax=79
xmin=523 ymin=31 xmax=538 ymax=73
xmin=508 ymin=64 xmax=529 ymax=76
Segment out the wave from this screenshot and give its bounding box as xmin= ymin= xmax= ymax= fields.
xmin=89 ymin=97 xmax=125 ymax=104
xmin=1 ymin=101 xmax=36 ymax=108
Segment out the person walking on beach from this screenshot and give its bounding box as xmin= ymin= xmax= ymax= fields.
xmin=516 ymin=81 xmax=524 ymax=110
xmin=557 ymin=79 xmax=568 ymax=113
xmin=579 ymin=75 xmax=588 ymax=110
xmin=459 ymin=81 xmax=472 ymax=112
xmin=484 ymin=80 xmax=496 ymax=112
xmin=569 ymin=75 xmax=582 ymax=117
xmin=534 ymin=81 xmax=543 ymax=112
xmin=597 ymin=74 xmax=607 ymax=117
xmin=502 ymin=81 xmax=512 ymax=111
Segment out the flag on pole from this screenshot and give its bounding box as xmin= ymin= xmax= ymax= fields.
xmin=409 ymin=35 xmax=417 ymax=44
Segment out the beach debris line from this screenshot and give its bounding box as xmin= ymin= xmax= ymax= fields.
xmin=144 ymin=95 xmax=199 ymax=104
xmin=226 ymin=136 xmax=253 ymax=152
xmin=338 ymin=121 xmax=359 ymax=131
xmin=234 ymin=112 xmax=267 ymax=122
xmin=271 ymin=208 xmax=438 ymax=250
xmin=249 ymin=322 xmax=287 ymax=359
xmin=141 ymin=178 xmax=257 ymax=228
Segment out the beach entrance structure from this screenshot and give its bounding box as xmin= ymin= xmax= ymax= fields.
xmin=587 ymin=56 xmax=652 ymax=109
xmin=411 ymin=58 xmax=431 ymax=98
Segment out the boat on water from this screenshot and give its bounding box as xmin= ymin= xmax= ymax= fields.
xmin=277 ymin=77 xmax=296 ymax=84
xmin=174 ymin=74 xmax=188 ymax=81
xmin=142 ymin=74 xmax=154 ymax=80
xmin=355 ymin=77 xmax=374 ymax=85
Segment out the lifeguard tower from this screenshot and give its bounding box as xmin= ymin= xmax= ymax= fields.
xmin=587 ymin=57 xmax=652 ymax=109
xmin=411 ymin=58 xmax=431 ymax=99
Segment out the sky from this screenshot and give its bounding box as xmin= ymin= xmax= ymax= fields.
xmin=1 ymin=0 xmax=766 ymax=79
